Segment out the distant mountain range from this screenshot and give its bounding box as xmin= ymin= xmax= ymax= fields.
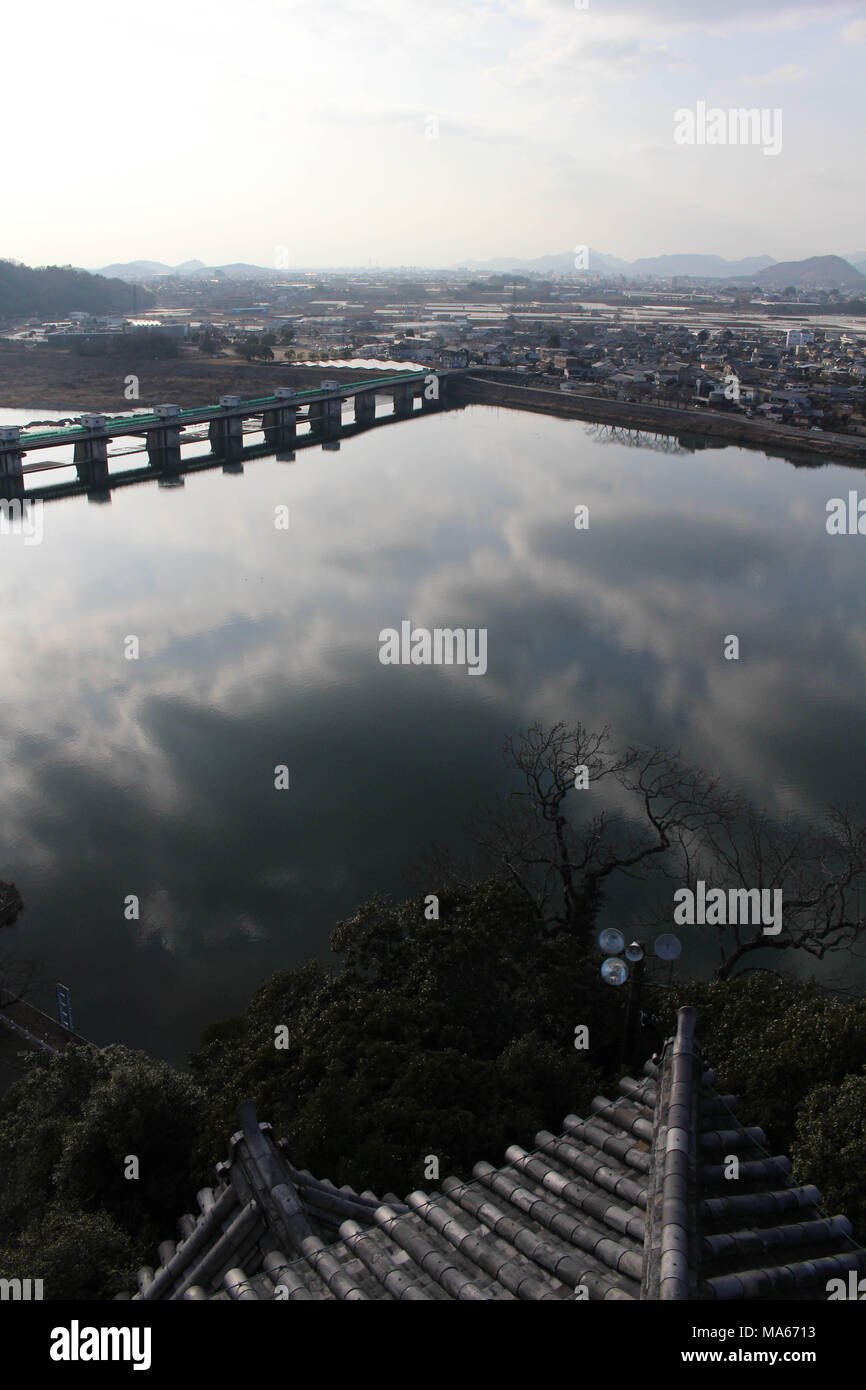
xmin=94 ymin=251 xmax=866 ymax=287
xmin=459 ymin=250 xmax=866 ymax=285
xmin=458 ymin=250 xmax=778 ymax=278
xmin=96 ymin=260 xmax=275 ymax=282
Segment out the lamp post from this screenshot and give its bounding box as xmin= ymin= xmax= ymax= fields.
xmin=621 ymin=944 xmax=646 ymax=1069
xmin=598 ymin=928 xmax=682 ymax=1069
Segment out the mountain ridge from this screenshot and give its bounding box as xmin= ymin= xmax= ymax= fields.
xmin=91 ymin=252 xmax=866 ymax=286
xmin=739 ymin=255 xmax=866 ymax=289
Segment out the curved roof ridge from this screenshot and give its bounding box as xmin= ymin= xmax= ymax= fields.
xmin=125 ymin=1008 xmax=866 ymax=1301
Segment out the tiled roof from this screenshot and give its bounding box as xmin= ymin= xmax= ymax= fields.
xmin=126 ymin=1007 xmax=866 ymax=1301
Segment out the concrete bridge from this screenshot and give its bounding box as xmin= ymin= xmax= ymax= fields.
xmin=0 ymin=369 xmax=463 ymax=503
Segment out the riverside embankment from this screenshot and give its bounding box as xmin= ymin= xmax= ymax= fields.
xmin=0 ymin=996 xmax=91 ymax=1094
xmin=456 ymin=374 xmax=866 ymax=468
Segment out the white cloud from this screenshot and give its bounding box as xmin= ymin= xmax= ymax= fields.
xmin=733 ymin=64 xmax=808 ymax=83
xmin=1 ymin=0 xmax=863 ymax=264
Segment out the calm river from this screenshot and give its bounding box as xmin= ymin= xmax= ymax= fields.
xmin=1 ymin=401 xmax=864 ymax=1062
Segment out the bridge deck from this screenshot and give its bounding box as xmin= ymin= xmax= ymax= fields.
xmin=11 ymin=372 xmax=434 ymax=450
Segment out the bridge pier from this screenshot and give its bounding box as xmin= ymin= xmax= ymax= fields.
xmin=157 ymin=469 xmax=185 ymax=489
xmin=0 ymin=475 xmax=25 ymax=503
xmin=146 ymin=404 xmax=182 ymax=471
xmin=322 ymin=401 xmax=342 ymax=444
xmin=309 ymin=396 xmax=341 ymax=438
xmin=73 ymin=414 xmax=110 ymax=489
xmin=392 ymin=383 xmax=414 ymax=418
xmin=262 ymin=388 xmax=298 ymax=451
xmin=0 ymin=427 xmax=24 ymax=481
xmin=354 ymin=391 xmax=376 ymax=427
xmin=208 ymin=396 xmax=244 ymax=458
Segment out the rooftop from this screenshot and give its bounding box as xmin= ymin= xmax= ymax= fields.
xmin=126 ymin=1007 xmax=865 ymax=1301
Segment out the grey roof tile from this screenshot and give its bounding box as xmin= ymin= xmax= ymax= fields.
xmin=300 ymin=1236 xmax=370 ymax=1300
xmin=263 ymin=1251 xmax=315 ymax=1300
xmin=223 ymin=1268 xmax=261 ymax=1300
xmin=131 ymin=1006 xmax=866 ymax=1301
xmin=440 ymin=1174 xmax=638 ymax=1298
xmin=701 ymin=1185 xmax=821 ymax=1222
xmin=372 ymin=1204 xmax=494 ymax=1300
xmin=339 ymin=1220 xmax=434 ymax=1300
xmin=504 ymin=1145 xmax=646 ymax=1242
xmin=406 ymin=1189 xmax=560 ymax=1299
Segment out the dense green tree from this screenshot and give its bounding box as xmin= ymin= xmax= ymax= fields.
xmin=118 ymin=330 xmax=179 ymax=358
xmin=73 ymin=330 xmax=179 ymax=359
xmin=793 ymin=1071 xmax=866 ymax=1237
xmin=653 ymin=975 xmax=866 ymax=1175
xmin=0 ymin=1208 xmax=134 ymax=1302
xmin=0 ymin=1044 xmax=207 ymax=1298
xmin=196 ymin=327 xmax=225 ymax=354
xmin=190 ymin=880 xmax=613 ymax=1195
xmin=235 ymin=335 xmax=275 ymax=362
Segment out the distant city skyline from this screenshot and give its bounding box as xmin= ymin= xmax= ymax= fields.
xmin=6 ymin=0 xmax=865 ymax=269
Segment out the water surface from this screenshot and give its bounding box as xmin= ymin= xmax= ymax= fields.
xmin=1 ymin=403 xmax=864 ymax=1062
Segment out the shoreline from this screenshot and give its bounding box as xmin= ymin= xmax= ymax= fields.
xmin=3 ymin=350 xmax=865 ymax=470
xmin=457 ymin=375 xmax=866 ymax=467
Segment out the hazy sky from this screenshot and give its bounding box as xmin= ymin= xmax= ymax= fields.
xmin=5 ymin=0 xmax=865 ymax=269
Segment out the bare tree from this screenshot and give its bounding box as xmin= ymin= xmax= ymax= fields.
xmin=680 ymin=800 xmax=866 ymax=979
xmin=421 ymin=722 xmax=866 ymax=979
xmin=0 ymin=950 xmax=40 ymax=1012
xmin=459 ymin=722 xmax=736 ymax=939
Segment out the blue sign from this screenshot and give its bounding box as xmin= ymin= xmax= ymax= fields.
xmin=56 ymin=983 xmax=73 ymax=1031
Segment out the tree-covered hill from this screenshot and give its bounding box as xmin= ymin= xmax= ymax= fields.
xmin=0 ymin=259 xmax=154 ymax=321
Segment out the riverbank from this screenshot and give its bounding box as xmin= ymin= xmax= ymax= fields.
xmin=0 ymin=346 xmax=398 ymax=413
xmin=457 ymin=375 xmax=866 ymax=467
xmin=0 ymin=996 xmax=90 ymax=1095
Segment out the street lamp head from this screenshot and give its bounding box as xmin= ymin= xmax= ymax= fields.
xmin=654 ymin=933 xmax=682 ymax=962
xmin=625 ymin=941 xmax=645 ymax=962
xmin=598 ymin=927 xmax=625 ymax=955
xmin=601 ymin=957 xmax=629 ymax=986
